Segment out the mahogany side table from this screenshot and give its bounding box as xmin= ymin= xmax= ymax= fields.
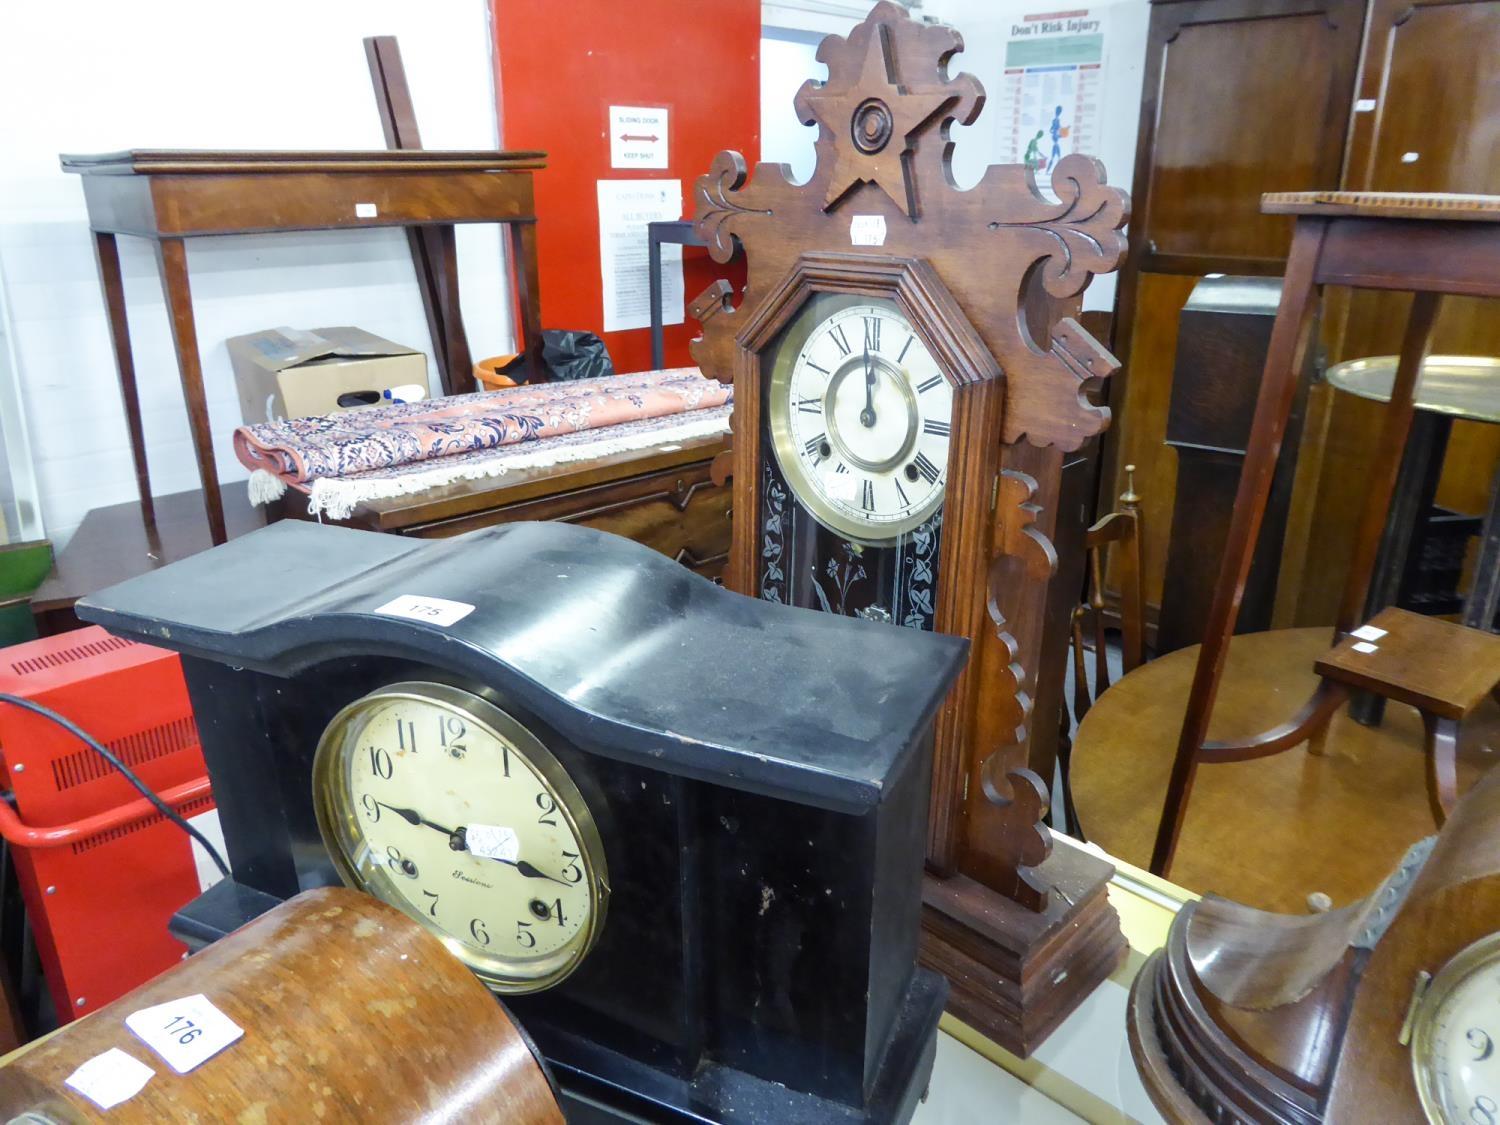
xmin=1149 ymin=190 xmax=1500 ymax=875
xmin=61 ymin=148 xmax=548 ymax=544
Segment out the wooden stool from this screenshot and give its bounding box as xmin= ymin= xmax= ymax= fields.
xmin=1315 ymin=606 xmax=1500 ymax=824
xmin=1150 ymin=191 xmax=1500 ymax=875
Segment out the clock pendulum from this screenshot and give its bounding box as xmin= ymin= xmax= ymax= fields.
xmin=77 ymin=517 xmax=969 ymax=1123
xmin=690 ymin=1 xmax=1130 ymax=1054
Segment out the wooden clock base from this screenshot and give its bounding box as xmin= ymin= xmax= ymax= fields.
xmin=919 ymin=846 xmax=1125 ymax=1057
xmin=1125 ymin=952 xmax=1217 ymax=1125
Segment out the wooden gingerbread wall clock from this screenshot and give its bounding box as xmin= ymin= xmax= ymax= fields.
xmin=691 ymin=1 xmax=1131 ymax=1054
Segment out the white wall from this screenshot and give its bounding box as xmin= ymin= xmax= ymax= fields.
xmin=0 ymin=0 xmax=509 ymax=546
xmin=927 ymin=0 xmax=1149 ymax=311
xmin=761 ymin=31 xmax=829 ymax=184
xmin=762 ymin=3 xmax=876 ymax=184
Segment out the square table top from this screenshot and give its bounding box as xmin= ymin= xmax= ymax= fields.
xmin=1262 ymin=190 xmax=1500 ymax=223
xmin=60 ymin=148 xmax=547 ymax=176
xmin=1316 ymin=606 xmax=1500 ymax=718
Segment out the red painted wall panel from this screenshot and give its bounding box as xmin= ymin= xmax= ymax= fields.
xmin=494 ymin=0 xmax=759 ymax=375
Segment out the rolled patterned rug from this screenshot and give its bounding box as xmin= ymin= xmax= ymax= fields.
xmin=236 ymin=367 xmax=733 ymax=519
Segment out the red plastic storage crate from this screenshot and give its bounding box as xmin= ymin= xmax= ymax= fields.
xmin=0 ymin=626 xmax=213 ymax=1021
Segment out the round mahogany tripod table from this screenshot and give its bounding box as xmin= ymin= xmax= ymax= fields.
xmin=1071 ymin=627 xmax=1500 ymax=914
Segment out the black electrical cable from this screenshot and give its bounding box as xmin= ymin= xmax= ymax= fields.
xmin=0 ymin=692 xmax=230 ymax=878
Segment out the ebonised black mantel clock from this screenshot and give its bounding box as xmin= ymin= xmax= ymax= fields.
xmin=691 ymin=1 xmax=1130 ymax=1054
xmin=77 ymin=518 xmax=968 ymax=1124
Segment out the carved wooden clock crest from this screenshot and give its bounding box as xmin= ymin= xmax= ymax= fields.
xmin=692 ymin=2 xmax=1131 ymax=1053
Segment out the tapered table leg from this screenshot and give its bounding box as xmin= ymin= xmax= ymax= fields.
xmin=1150 ymin=220 xmax=1328 ymax=875
xmin=432 ymin=225 xmax=473 ymax=394
xmin=92 ymin=232 xmax=156 ymax=527
xmin=154 ymin=238 xmax=226 ymax=545
xmin=1351 ymin=411 xmax=1451 ymax=725
xmin=508 ymin=221 xmax=545 ymax=384
xmin=1334 ymin=291 xmax=1442 ymax=633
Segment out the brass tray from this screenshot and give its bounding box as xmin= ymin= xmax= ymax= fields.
xmin=1325 ymin=354 xmax=1500 ymax=424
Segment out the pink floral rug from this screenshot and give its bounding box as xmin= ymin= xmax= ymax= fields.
xmin=237 ymin=368 xmax=732 ymax=519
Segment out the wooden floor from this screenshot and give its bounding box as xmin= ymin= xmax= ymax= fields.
xmin=1071 ymin=627 xmax=1499 ymax=913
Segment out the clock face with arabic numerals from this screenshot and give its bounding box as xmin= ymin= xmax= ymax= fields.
xmin=767 ymin=295 xmax=954 ymax=545
xmin=312 ymin=681 xmax=609 ymax=995
xmin=1411 ymin=933 xmax=1500 ymax=1125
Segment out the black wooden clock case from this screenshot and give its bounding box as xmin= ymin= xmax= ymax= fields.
xmin=78 ymin=520 xmax=967 ymax=1124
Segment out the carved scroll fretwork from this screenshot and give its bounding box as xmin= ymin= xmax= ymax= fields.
xmin=979 ymin=470 xmax=1060 ymax=913
xmin=691 ymin=3 xmax=1128 ymax=453
xmin=991 ymin=153 xmax=1131 ymax=302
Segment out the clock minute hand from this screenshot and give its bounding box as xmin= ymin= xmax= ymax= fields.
xmin=452 ymin=825 xmax=572 ymax=886
xmin=860 ymin=341 xmax=877 ymax=428
xmin=511 ymin=858 xmax=572 ymax=887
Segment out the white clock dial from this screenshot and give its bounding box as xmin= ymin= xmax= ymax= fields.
xmin=769 ymin=301 xmax=954 ymax=543
xmin=1412 ymin=935 xmax=1500 ymax=1124
xmin=313 ymin=682 xmax=608 ymax=994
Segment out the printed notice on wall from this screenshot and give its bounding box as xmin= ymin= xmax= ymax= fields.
xmin=597 ymin=180 xmax=683 ymax=333
xmin=995 ymin=10 xmax=1108 ymax=186
xmin=609 ymin=105 xmax=669 ymax=169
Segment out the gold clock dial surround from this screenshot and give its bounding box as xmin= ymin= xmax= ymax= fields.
xmin=312 ymin=681 xmax=609 ymax=995
xmin=767 ymin=293 xmax=954 ymax=545
xmin=1411 ymin=931 xmax=1500 ymax=1124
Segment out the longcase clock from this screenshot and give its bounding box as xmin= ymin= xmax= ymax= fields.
xmin=692 ymin=1 xmax=1131 ymax=1054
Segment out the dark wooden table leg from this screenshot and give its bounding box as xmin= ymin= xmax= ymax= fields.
xmin=1351 ymin=411 xmax=1452 ymax=726
xmin=364 ymin=34 xmax=462 ymax=397
xmin=1335 ymin=291 xmax=1442 ymax=634
xmin=1150 ymin=220 xmax=1328 ymax=876
xmin=650 ymin=228 xmax=665 ymax=371
xmin=433 ymin=225 xmax=473 ymax=394
xmin=91 ymin=231 xmax=156 ymax=527
xmin=1463 ymin=461 xmax=1500 ymax=632
xmin=153 ymin=238 xmax=226 ymax=545
xmin=403 ymin=225 xmax=453 ymax=393
xmin=507 ymin=221 xmax=545 ymax=384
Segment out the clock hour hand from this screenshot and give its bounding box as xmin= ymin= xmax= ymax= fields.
xmin=375 ymin=800 xmax=458 ymax=839
xmin=859 ymin=342 xmax=877 ymax=428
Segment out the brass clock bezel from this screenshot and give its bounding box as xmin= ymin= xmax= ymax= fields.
xmin=312 ymin=680 xmax=610 ymax=995
xmin=766 ymin=292 xmax=947 ymax=545
xmin=1410 ymin=931 xmax=1500 ymax=1124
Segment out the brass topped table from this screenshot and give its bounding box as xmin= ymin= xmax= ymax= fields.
xmin=1327 ymin=354 xmax=1500 ymax=423
xmin=62 ymin=148 xmax=548 ymax=544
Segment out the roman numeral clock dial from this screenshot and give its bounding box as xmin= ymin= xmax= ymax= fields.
xmin=768 ymin=302 xmax=954 ymax=544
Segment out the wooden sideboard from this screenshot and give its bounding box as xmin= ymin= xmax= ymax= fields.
xmin=276 ymin=433 xmax=733 ymax=580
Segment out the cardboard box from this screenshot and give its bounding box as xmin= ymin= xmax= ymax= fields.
xmin=227 ymin=326 xmax=430 ymax=424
